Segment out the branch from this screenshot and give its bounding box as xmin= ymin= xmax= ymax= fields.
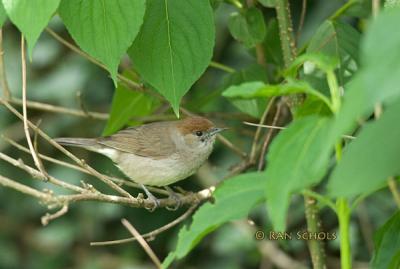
xmin=41 ymin=203 xmax=69 ymax=226
xmin=257 ymin=100 xmax=283 ymax=170
xmin=1 ymin=100 xmax=134 ymax=199
xmin=0 ymin=96 xmax=108 ymax=120
xmin=121 ymin=219 xmax=162 ymax=269
xmin=0 ymin=151 xmax=86 ymax=193
xmin=20 ymin=36 xmax=48 ymax=179
xmin=0 ymin=174 xmax=51 ymax=200
xmin=91 ymin=204 xmax=197 ymax=246
xmin=1 ymin=134 xmax=169 ymax=196
xmin=0 ymin=29 xmax=11 ymax=99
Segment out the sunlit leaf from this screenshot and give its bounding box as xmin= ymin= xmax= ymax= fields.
xmin=129 ymin=0 xmax=215 ymax=116
xmin=102 ymin=82 xmax=160 ymax=136
xmin=327 ymin=97 xmax=400 ymax=197
xmin=163 ymin=172 xmax=265 ymax=268
xmin=59 ymin=0 xmax=146 ymax=84
xmin=371 ymin=212 xmax=400 ymax=269
xmin=265 ymin=116 xmax=331 ymax=231
xmin=3 ymin=0 xmax=60 ymax=56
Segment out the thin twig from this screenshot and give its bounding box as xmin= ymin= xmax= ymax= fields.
xmin=296 ymin=0 xmax=307 ymax=43
xmin=388 ymin=177 xmax=400 ymax=208
xmin=20 ymin=36 xmax=48 ymax=179
xmin=0 ymin=29 xmax=11 ymax=99
xmin=91 ymin=204 xmax=197 ymax=246
xmin=356 ymin=202 xmax=374 ymax=255
xmin=246 ymin=0 xmax=266 ymax=66
xmin=121 ymin=219 xmax=162 ymax=269
xmin=250 ymin=98 xmax=275 ymax=161
xmin=0 ymin=97 xmax=108 ymax=119
xmin=0 ymin=174 xmax=51 ymax=200
xmin=1 ymin=134 xmax=169 ymax=196
xmin=41 ymin=203 xmax=69 ymax=226
xmin=45 ymin=28 xmax=145 ymax=93
xmin=0 ymin=151 xmax=86 ymax=193
xmin=217 ymin=134 xmax=247 ymax=159
xmin=243 ymin=121 xmax=356 ymax=140
xmin=257 ymin=101 xmax=283 ymax=170
xmin=2 ymin=100 xmax=134 ymax=199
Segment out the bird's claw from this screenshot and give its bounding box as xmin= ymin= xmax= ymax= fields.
xmin=165 ymin=186 xmax=183 ymax=211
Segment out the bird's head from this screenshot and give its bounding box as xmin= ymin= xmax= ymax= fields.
xmin=176 ymin=116 xmax=226 ymax=150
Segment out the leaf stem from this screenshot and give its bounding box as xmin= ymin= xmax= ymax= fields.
xmin=301 ymin=189 xmax=336 ymax=212
xmin=209 ymin=61 xmax=236 ymax=73
xmin=327 ymin=70 xmax=341 ymax=113
xmin=337 ymin=198 xmax=352 ymax=269
xmin=329 ymin=0 xmax=359 ymax=20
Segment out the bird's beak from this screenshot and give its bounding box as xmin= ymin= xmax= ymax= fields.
xmin=209 ymin=127 xmax=228 ymax=136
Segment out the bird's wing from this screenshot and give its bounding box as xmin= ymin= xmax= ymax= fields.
xmin=97 ymin=122 xmax=176 ymax=159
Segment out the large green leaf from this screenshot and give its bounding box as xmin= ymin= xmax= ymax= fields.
xmin=327 ymin=97 xmax=400 ymax=197
xmin=307 ymin=20 xmax=360 ymax=84
xmin=0 ymin=2 xmax=7 ymax=27
xmin=219 ymin=65 xmax=268 ymax=118
xmin=102 ymin=82 xmax=160 ymax=136
xmin=2 ymin=0 xmax=60 ymax=56
xmin=129 ymin=0 xmax=215 ymax=116
xmin=265 ymin=116 xmax=331 ymax=231
xmin=222 ymin=79 xmax=332 ymax=110
xmin=228 ymin=7 xmax=266 ymax=48
xmin=371 ymin=212 xmax=400 ymax=269
xmin=59 ymin=0 xmax=146 ymax=84
xmin=263 ymin=7 xmax=400 ymax=231
xmin=162 ymin=172 xmax=265 ymax=268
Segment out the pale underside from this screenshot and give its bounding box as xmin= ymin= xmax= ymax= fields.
xmin=98 ymin=144 xmax=213 ymax=186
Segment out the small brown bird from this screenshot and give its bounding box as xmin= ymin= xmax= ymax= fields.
xmin=55 ymin=116 xmax=225 ymax=208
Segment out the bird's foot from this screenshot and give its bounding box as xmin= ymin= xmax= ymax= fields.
xmin=164 ymin=186 xmax=183 ymax=211
xmin=140 ymin=184 xmax=160 ymax=212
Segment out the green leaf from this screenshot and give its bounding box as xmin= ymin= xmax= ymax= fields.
xmin=263 ymin=7 xmax=400 ymax=232
xmin=263 ymin=18 xmax=284 ymax=67
xmin=371 ymin=212 xmax=400 ymax=269
xmin=219 ymin=65 xmax=269 ymax=118
xmin=0 ymin=2 xmax=7 ymax=27
xmin=59 ymin=0 xmax=146 ymax=84
xmin=265 ymin=116 xmax=331 ymax=231
xmin=162 ymin=172 xmax=265 ymax=268
xmin=333 ymin=7 xmax=400 ymax=139
xmin=327 ymin=97 xmax=400 ymax=197
xmin=129 ymin=0 xmax=215 ymax=117
xmin=102 ymin=83 xmax=159 ymax=136
xmin=2 ymin=0 xmax=60 ymax=56
xmin=228 ymin=7 xmax=266 ymax=48
xmin=258 ymin=0 xmax=275 ymax=8
xmin=293 ymin=96 xmax=332 ymax=119
xmin=307 ymin=20 xmax=360 ymax=85
xmin=222 ymin=79 xmax=332 ymax=110
xmin=286 ymin=53 xmax=338 ymax=78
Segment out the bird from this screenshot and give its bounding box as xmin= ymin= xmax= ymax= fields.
xmin=54 ymin=116 xmax=226 ymax=209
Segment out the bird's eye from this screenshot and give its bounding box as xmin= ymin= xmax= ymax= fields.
xmin=195 ymin=131 xmax=203 ymax=137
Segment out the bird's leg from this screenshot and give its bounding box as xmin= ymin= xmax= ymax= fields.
xmin=139 ymin=184 xmax=160 ymax=211
xmin=164 ymin=186 xmax=183 ymax=211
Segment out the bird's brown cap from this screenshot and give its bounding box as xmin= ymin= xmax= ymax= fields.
xmin=177 ymin=116 xmax=215 ymax=135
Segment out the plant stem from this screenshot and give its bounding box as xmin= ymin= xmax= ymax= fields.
xmin=304 ymin=195 xmax=327 ymax=269
xmin=275 ymin=1 xmax=326 ymax=268
xmin=275 ymin=0 xmax=297 ymax=68
xmin=337 ymin=198 xmax=352 ymax=269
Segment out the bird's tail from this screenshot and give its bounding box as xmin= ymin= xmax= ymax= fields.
xmin=54 ymin=137 xmax=99 ymax=150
